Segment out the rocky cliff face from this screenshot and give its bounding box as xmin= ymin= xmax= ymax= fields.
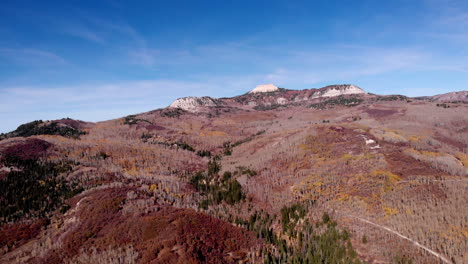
xmin=311 ymin=84 xmax=366 ymax=98
xmin=169 ymin=96 xmax=220 ymax=112
xmin=168 ymin=84 xmax=368 ymax=112
xmin=241 ymin=84 xmax=367 ymax=108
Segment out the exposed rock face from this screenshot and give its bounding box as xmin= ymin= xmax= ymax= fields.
xmin=276 ymin=97 xmax=287 ymax=105
xmin=169 ymin=96 xmax=219 ymax=112
xmin=249 ymin=84 xmax=279 ymax=94
xmin=165 ymin=84 xmax=367 ymax=112
xmin=311 ymin=84 xmax=366 ymax=98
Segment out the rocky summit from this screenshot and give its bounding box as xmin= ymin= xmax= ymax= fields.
xmin=248 ymin=84 xmax=280 ymax=93
xmin=169 ymin=96 xmax=220 ymax=112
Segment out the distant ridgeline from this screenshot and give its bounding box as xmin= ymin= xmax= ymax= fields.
xmin=0 ymin=119 xmax=86 ymax=141
xmin=167 ymin=84 xmax=368 ymax=113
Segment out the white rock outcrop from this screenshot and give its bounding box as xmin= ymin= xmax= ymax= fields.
xmin=311 ymin=84 xmax=366 ymax=99
xmin=294 ymin=96 xmax=306 ymax=102
xmin=169 ymin=96 xmax=218 ymax=112
xmin=276 ymin=97 xmax=287 ymax=105
xmin=249 ymin=84 xmax=279 ymax=94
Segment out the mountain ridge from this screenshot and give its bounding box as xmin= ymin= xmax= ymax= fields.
xmin=167 ymin=84 xmax=467 ymax=113
xmin=168 ymin=84 xmax=367 ymax=112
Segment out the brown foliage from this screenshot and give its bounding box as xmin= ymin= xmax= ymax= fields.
xmin=36 ymin=187 xmax=258 ymax=264
xmin=0 ymin=219 xmax=48 ymax=252
xmin=1 ymin=138 xmax=51 ymax=161
xmin=384 ymin=148 xmax=444 ymax=177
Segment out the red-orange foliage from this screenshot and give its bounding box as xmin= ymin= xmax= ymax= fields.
xmin=0 ymin=219 xmax=48 ymax=251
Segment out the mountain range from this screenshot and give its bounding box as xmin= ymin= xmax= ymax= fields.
xmin=0 ymin=84 xmax=467 ymax=264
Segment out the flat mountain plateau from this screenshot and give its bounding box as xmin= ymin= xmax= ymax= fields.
xmin=0 ymin=85 xmax=467 ymax=264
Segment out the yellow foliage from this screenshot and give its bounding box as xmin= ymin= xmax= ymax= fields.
xmin=440 ymin=226 xmax=468 ymax=241
xmin=372 ymin=170 xmax=401 ymax=181
xmin=126 ymin=166 xmax=139 ymax=176
xmin=149 ymin=184 xmax=158 ymax=192
xmin=200 ymin=131 xmax=228 ymax=137
xmin=463 ymin=227 xmax=468 ymax=238
xmin=298 ymin=143 xmax=309 ymax=151
xmin=383 ymin=207 xmax=399 ymax=216
xmin=337 ymin=193 xmax=349 ymax=201
xmin=372 ymin=170 xmax=401 ymax=192
xmin=408 ymin=135 xmax=422 ymax=142
xmin=342 ymin=153 xmax=353 ymax=160
xmin=349 ymin=124 xmax=370 ymax=131
xmin=420 ymin=150 xmax=443 ymax=157
xmin=371 ymin=128 xmax=407 ymax=143
xmin=407 ymin=148 xmax=443 ymax=157
xmin=312 ymin=180 xmax=323 ymax=187
xmin=342 ymin=153 xmax=375 ymax=161
xmin=456 ymin=153 xmax=468 ymax=167
xmin=405 ymin=148 xmax=419 ymax=155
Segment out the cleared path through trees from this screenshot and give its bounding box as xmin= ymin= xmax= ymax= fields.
xmin=354 ymin=216 xmax=452 ymax=264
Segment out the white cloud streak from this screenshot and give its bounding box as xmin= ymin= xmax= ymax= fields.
xmin=63 ymin=26 xmax=106 ymax=44
xmin=0 ymin=48 xmax=67 ymax=66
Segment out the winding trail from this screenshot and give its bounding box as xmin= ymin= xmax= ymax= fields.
xmin=354 ymin=217 xmax=452 ymax=264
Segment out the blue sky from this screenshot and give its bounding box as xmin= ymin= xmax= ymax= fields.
xmin=0 ymin=0 xmax=467 ymax=132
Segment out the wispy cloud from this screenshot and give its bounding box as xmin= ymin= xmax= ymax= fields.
xmin=63 ymin=25 xmax=105 ymax=44
xmin=0 ymin=48 xmax=67 ymax=66
xmin=128 ymin=48 xmax=160 ymax=66
xmin=422 ymin=0 xmax=468 ymax=44
xmin=74 ymin=16 xmax=159 ymax=66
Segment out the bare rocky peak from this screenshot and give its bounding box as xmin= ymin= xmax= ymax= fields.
xmin=248 ymin=84 xmax=279 ymax=94
xmin=169 ymin=96 xmax=219 ymax=112
xmin=167 ymin=84 xmax=368 ymax=112
xmin=312 ymin=84 xmax=366 ymax=98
